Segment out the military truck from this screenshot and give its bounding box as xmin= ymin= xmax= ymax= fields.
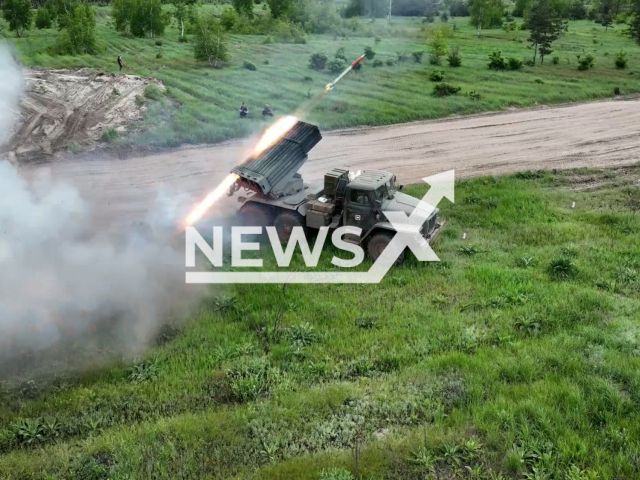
xmin=227 ymin=120 xmax=442 ymax=262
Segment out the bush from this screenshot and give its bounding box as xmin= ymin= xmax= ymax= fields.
xmin=432 ymin=83 xmax=460 ymax=96
xmin=429 ymin=69 xmax=445 ymax=81
xmin=428 ymin=54 xmax=441 ymax=65
xmin=193 ymin=15 xmax=230 ymax=67
xmin=440 ymin=11 xmax=449 ymax=22
xmin=552 ymin=55 xmax=559 ymax=64
xmin=53 ymin=3 xmax=99 ymax=55
xmin=364 ymin=46 xmax=376 ymax=59
xmin=327 ymin=58 xmax=346 ymax=73
xmin=488 ymin=49 xmax=507 ymax=70
xmin=447 ymin=47 xmax=461 ymax=67
xmin=373 ymin=59 xmax=383 ymax=67
xmin=35 ymin=8 xmax=52 ymax=29
xmin=385 ymin=58 xmax=396 ymax=66
xmin=243 ymin=60 xmax=257 ymax=70
xmin=397 ymin=51 xmax=409 ymax=62
xmin=320 ymin=468 xmax=354 ymax=480
xmin=375 ymin=36 xmax=381 ymax=44
xmin=548 ymin=257 xmax=578 ymax=279
xmin=614 ymin=50 xmax=627 ymax=69
xmin=144 ymin=84 xmax=163 ymax=100
xmin=335 ymin=46 xmax=347 ymax=61
xmin=155 ymin=39 xmax=163 ymax=46
xmin=468 ymin=90 xmax=481 ymax=100
xmin=101 ymin=127 xmax=118 ymax=143
xmin=220 ymin=8 xmax=238 ymax=30
xmin=577 ymin=54 xmax=595 ymax=71
xmin=614 ymin=86 xmax=621 ymax=95
xmin=156 ymin=52 xmax=162 ymax=58
xmin=410 ymin=51 xmax=423 ymax=63
xmin=507 ymin=57 xmax=523 ymax=70
xmin=309 ymin=52 xmax=328 ymax=70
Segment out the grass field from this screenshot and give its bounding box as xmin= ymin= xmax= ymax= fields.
xmin=3 ymin=8 xmax=640 ymax=148
xmin=1 ymin=164 xmax=640 ymax=479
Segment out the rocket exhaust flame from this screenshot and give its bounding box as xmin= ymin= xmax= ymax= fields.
xmin=184 ymin=53 xmax=366 ymax=227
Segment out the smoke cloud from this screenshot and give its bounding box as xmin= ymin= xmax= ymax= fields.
xmin=0 ymin=45 xmax=202 ymax=379
xmin=0 ymin=45 xmax=23 ymax=145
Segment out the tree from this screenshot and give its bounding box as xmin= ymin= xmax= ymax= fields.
xmin=568 ymin=0 xmax=587 ymax=19
xmin=470 ymin=0 xmax=504 ymax=38
xmin=267 ymin=0 xmax=291 ymax=18
xmin=35 ymin=7 xmax=53 ymax=29
xmin=527 ymin=0 xmax=565 ymax=64
xmin=50 ymin=0 xmax=76 ymax=30
xmin=2 ymin=0 xmax=33 ymax=37
xmin=193 ymin=14 xmax=229 ymax=67
xmin=629 ymin=0 xmax=640 ymax=44
xmin=112 ymin=0 xmax=168 ymax=38
xmin=54 ymin=2 xmax=98 ymax=54
xmin=172 ymin=0 xmax=196 ymax=41
xmin=232 ymin=0 xmax=253 ymax=18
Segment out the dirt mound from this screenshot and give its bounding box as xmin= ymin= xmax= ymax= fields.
xmin=2 ymin=68 xmax=159 ymax=163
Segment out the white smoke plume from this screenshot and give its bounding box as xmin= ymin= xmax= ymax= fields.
xmin=0 ymin=45 xmax=202 ymax=379
xmin=0 ymin=45 xmax=23 ymax=145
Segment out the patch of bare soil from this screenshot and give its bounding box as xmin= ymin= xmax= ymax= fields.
xmin=1 ymin=68 xmax=160 ymax=163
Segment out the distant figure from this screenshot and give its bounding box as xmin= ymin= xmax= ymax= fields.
xmin=117 ymin=55 xmax=123 ymax=71
xmin=262 ymin=104 xmax=273 ymax=117
xmin=239 ymin=102 xmax=248 ymax=118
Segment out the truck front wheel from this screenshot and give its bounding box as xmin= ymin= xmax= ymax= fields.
xmin=274 ymin=211 xmax=306 ymax=242
xmin=367 ymin=231 xmax=405 ymax=264
xmin=238 ymin=202 xmax=272 ymax=230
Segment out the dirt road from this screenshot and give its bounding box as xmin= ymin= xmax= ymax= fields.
xmin=19 ymin=99 xmax=640 ymax=227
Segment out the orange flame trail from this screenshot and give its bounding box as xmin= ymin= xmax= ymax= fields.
xmin=183 ymin=115 xmax=299 ymax=227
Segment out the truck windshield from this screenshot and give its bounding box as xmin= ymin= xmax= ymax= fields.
xmin=374 ymin=186 xmax=386 ymax=202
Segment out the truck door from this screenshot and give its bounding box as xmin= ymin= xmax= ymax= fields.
xmin=345 ymin=188 xmax=374 ymax=236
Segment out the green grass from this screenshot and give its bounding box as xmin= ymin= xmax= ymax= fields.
xmin=1 ymin=165 xmax=640 ymax=479
xmin=3 ymin=9 xmax=640 ymax=148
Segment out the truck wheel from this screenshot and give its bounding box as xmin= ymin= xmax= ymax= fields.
xmin=274 ymin=211 xmax=306 ymax=242
xmin=367 ymin=231 xmax=405 ymax=264
xmin=238 ymin=202 xmax=272 ymax=230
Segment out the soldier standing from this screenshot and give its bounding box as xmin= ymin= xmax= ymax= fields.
xmin=117 ymin=55 xmax=123 ymax=71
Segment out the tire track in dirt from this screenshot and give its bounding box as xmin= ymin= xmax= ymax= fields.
xmin=18 ymin=99 xmax=640 ymax=229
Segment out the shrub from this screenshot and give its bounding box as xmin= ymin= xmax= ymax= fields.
xmin=429 ymin=54 xmax=441 ymax=65
xmin=468 ymin=90 xmax=481 ymax=100
xmin=552 ymin=55 xmax=559 ymax=64
xmin=327 ymin=58 xmax=346 ymax=73
xmin=534 ymin=78 xmax=544 ymax=84
xmin=614 ymin=86 xmax=621 ymax=95
xmin=309 ymin=51 xmax=328 ymax=70
xmin=488 ymin=49 xmax=507 ymax=70
xmin=397 ymin=51 xmax=409 ymax=62
xmin=412 ymin=50 xmax=424 ymax=63
xmin=614 ymin=50 xmax=627 ymax=69
xmin=507 ymin=57 xmax=523 ymax=70
xmin=548 ymin=257 xmax=578 ymax=279
xmin=441 ymin=11 xmax=449 ymax=22
xmin=144 ymin=84 xmax=163 ymax=100
xmin=447 ymin=47 xmax=462 ymax=67
xmin=156 ymin=52 xmax=162 ymax=58
xmin=243 ymin=60 xmax=257 ymax=70
xmin=577 ymin=54 xmax=595 ymax=71
xmin=373 ymin=59 xmax=383 ymax=67
xmin=35 ymin=8 xmax=52 ymax=29
xmin=220 ymin=8 xmax=238 ymax=30
xmin=53 ymin=2 xmax=99 ymax=55
xmin=335 ymin=46 xmax=347 ymax=61
xmin=155 ymin=39 xmax=163 ymax=46
xmin=225 ymin=358 xmax=271 ymax=402
xmin=193 ymin=15 xmax=229 ymax=67
xmin=429 ymin=69 xmax=445 ymax=81
xmin=375 ymin=36 xmax=381 ymax=44
xmin=286 ymin=322 xmax=319 ymax=347
xmin=428 ymin=29 xmax=448 ymax=63
xmin=385 ymin=58 xmax=396 ymax=66
xmin=364 ymin=46 xmax=376 ymax=59
xmin=523 ymin=58 xmax=535 ymax=66
xmin=432 ymin=83 xmax=460 ymax=96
